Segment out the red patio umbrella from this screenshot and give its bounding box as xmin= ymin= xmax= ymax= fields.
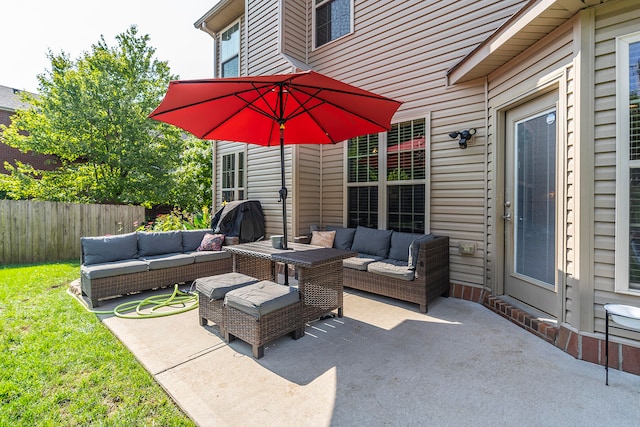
xmin=149 ymin=70 xmax=402 ymax=249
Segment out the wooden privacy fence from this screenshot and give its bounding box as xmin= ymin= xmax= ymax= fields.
xmin=0 ymin=200 xmax=145 ymax=265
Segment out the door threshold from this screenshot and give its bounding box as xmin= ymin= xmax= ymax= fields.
xmin=498 ymin=295 xmax=557 ymax=327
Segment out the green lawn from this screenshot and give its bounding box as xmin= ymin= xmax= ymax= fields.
xmin=0 ymin=261 xmax=195 ymax=426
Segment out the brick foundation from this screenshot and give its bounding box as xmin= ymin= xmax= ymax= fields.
xmin=451 ymin=283 xmax=640 ymax=378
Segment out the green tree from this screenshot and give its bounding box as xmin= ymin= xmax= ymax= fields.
xmin=0 ymin=26 xmax=211 ymax=210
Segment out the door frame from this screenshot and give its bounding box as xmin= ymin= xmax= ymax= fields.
xmin=491 ymin=81 xmax=566 ymax=321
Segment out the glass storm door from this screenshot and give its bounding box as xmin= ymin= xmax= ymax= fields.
xmin=504 ymin=93 xmax=558 ymax=317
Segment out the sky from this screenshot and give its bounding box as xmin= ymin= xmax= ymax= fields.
xmin=0 ymin=1 xmax=219 ymax=93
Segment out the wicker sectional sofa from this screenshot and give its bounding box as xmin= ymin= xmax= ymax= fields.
xmin=300 ymin=226 xmax=450 ymax=313
xmin=80 ymin=229 xmax=232 ymax=307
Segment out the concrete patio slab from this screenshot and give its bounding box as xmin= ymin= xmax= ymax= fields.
xmin=86 ymin=289 xmax=640 ymax=426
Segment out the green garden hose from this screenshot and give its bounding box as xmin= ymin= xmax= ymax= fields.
xmin=85 ymin=284 xmax=198 ymax=319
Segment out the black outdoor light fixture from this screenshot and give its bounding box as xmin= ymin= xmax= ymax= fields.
xmin=449 ymin=128 xmax=476 ymax=149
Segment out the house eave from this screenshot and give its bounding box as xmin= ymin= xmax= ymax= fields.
xmin=194 ymin=0 xmax=245 ymax=35
xmin=447 ymin=0 xmax=595 ymax=85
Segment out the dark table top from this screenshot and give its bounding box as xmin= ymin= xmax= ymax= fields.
xmin=223 ymin=241 xmax=356 ymax=267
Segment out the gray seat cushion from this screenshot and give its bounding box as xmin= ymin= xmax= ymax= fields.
xmin=225 ymin=281 xmax=300 ymax=320
xmin=351 ymin=226 xmax=393 ymax=258
xmin=187 ymin=250 xmax=231 ymax=263
xmin=182 ymin=229 xmax=213 ymax=252
xmin=195 ymin=272 xmax=258 ymax=300
xmin=137 ymin=231 xmax=183 ymax=257
xmin=81 ymin=232 xmax=138 ymax=265
xmin=367 ymin=259 xmax=416 ymax=281
xmin=342 ymin=254 xmax=383 ymax=271
xmin=81 ymin=259 xmax=148 ymax=280
xmin=141 ymin=253 xmax=194 ymax=270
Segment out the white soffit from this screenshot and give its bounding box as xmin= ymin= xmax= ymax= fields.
xmin=447 ymin=0 xmax=587 ymax=84
xmin=194 ymin=0 xmax=245 ymax=34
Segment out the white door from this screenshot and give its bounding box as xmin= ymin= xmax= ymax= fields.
xmin=503 ymin=92 xmax=558 ymax=317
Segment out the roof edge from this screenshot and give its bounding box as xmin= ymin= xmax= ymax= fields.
xmin=447 ymin=0 xmax=586 ymax=85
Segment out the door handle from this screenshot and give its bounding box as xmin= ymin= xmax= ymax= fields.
xmin=502 ymin=213 xmax=511 ymax=221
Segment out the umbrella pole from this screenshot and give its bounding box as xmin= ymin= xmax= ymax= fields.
xmin=278 ymin=122 xmax=291 ymax=286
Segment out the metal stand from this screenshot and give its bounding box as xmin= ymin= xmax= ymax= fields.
xmin=605 ymin=308 xmax=609 ymax=386
xmin=603 ymin=303 xmax=640 ymax=386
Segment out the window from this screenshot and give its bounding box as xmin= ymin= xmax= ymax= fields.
xmin=347 ymin=134 xmax=378 ymax=228
xmin=615 ymin=32 xmax=640 ymax=293
xmin=347 ymin=118 xmax=427 ymax=233
xmin=222 ymin=151 xmax=245 ymax=203
xmin=314 ymin=0 xmax=353 ymax=48
xmin=220 ymin=22 xmax=239 ymax=77
xmin=386 ymin=120 xmax=426 ymax=233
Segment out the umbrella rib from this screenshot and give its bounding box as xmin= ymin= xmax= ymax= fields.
xmin=284 ymin=88 xmax=338 ymax=143
xmin=150 ymin=82 xmax=274 ymax=117
xmin=198 ymin=84 xmax=281 ymax=140
xmin=291 ymin=85 xmax=400 ymax=130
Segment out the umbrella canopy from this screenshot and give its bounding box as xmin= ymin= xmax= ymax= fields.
xmin=149 ymin=70 xmax=402 ymax=249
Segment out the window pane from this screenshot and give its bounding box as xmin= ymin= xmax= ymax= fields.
xmin=628 ymin=42 xmax=640 ymax=288
xmin=630 ymin=170 xmax=640 ymax=289
xmin=631 ymin=41 xmax=640 ymax=160
xmin=238 ymin=151 xmax=245 ymax=187
xmin=387 ymin=119 xmax=426 ymax=181
xmin=222 ymin=57 xmax=239 ymax=78
xmin=348 ymin=186 xmax=378 ymax=228
xmin=347 ymin=134 xmax=378 ymax=183
xmin=222 ymin=153 xmax=237 ymax=202
xmin=221 ymin=23 xmax=239 ymax=61
xmin=221 ymin=22 xmax=239 ymax=77
xmin=514 ymin=112 xmax=556 ymax=286
xmin=387 ymin=184 xmax=425 ymax=233
xmin=316 ymin=0 xmax=351 ymax=47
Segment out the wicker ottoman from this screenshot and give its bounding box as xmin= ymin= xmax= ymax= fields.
xmin=223 ymin=280 xmax=304 ymax=359
xmin=195 ymin=272 xmax=258 ymax=328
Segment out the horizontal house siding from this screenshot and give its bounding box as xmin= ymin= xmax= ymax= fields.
xmin=247 ymin=0 xmax=291 ymax=75
xmin=247 ymin=145 xmax=292 ymax=238
xmin=593 ymin=0 xmax=640 ymax=339
xmin=294 ymin=145 xmax=321 ymax=236
xmin=308 ymin=0 xmax=526 ymax=288
xmin=282 ymin=0 xmax=307 ymax=63
xmin=319 ymin=144 xmax=346 ymax=228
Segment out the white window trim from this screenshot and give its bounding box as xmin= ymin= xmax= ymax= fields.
xmin=615 ymin=31 xmax=640 ymax=294
xmin=343 ymin=114 xmax=430 ymax=233
xmin=312 ymin=0 xmax=355 ymax=51
xmin=219 ymin=20 xmax=240 ymax=78
xmin=221 ymin=149 xmax=246 ymax=202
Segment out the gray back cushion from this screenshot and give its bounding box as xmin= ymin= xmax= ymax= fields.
xmin=325 ymin=225 xmax=357 ymax=250
xmin=389 ymin=232 xmax=424 ymax=262
xmin=350 ymin=226 xmax=393 ymax=258
xmin=81 ymin=232 xmax=138 ymax=265
xmin=182 ymin=229 xmax=213 ymax=252
xmin=137 ymin=231 xmax=183 ymax=257
xmin=409 ymin=234 xmax=436 ymax=269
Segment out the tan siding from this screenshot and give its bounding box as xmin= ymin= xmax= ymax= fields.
xmin=282 ymin=0 xmax=307 ymax=63
xmin=319 ymin=144 xmax=345 ymax=227
xmin=592 ymin=0 xmax=640 ymax=334
xmin=247 ymin=0 xmax=291 ymax=75
xmin=247 ymin=145 xmax=292 ymax=239
xmin=308 ymin=0 xmax=526 ymax=287
xmin=294 ymin=145 xmax=321 ymax=236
